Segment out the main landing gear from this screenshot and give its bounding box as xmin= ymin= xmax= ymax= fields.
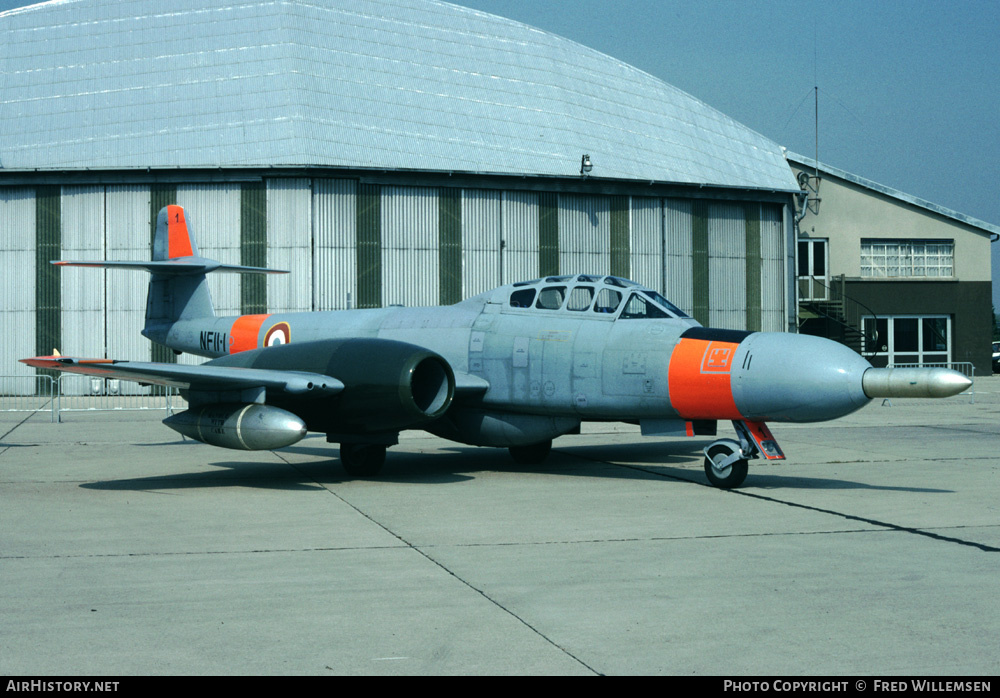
xmin=339 ymin=443 xmax=387 ymax=477
xmin=703 ymin=420 xmax=784 ymax=489
xmin=508 ymin=439 xmax=552 ymax=465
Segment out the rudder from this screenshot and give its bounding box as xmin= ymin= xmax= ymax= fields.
xmin=145 ymin=205 xmax=214 ymax=342
xmin=153 ymin=204 xmax=199 ymax=260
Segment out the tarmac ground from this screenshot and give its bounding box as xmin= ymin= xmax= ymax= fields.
xmin=1 ymin=377 xmax=998 ymax=676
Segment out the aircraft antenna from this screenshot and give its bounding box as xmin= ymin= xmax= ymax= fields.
xmin=813 ymin=13 xmax=820 ymax=179
xmin=814 ymin=84 xmax=820 ymax=180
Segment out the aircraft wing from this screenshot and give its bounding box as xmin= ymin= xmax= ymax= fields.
xmin=20 ymin=356 xmax=344 ymax=396
xmin=24 ymin=347 xmax=485 ymax=401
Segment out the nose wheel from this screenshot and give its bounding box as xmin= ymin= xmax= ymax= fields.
xmin=703 ymin=440 xmax=749 ymax=489
xmin=702 ymin=420 xmax=784 ymax=489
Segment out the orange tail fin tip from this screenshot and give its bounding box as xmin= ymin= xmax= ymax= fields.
xmin=165 ymin=204 xmax=194 ymax=258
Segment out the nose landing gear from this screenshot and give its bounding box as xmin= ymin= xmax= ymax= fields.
xmin=703 ymin=420 xmax=784 ymax=489
xmin=703 ymin=440 xmax=749 ymax=489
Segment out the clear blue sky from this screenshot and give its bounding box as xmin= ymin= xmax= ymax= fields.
xmin=455 ymin=0 xmax=1000 ymax=309
xmin=3 ymin=0 xmax=998 ymax=308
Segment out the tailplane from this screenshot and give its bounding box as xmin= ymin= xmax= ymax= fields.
xmin=53 ymin=204 xmax=286 ymax=346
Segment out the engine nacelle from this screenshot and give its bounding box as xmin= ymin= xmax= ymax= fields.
xmin=206 ymin=338 xmax=455 ymax=434
xmin=164 ymin=403 xmax=307 ymax=450
xmin=426 ymin=408 xmax=580 ymax=447
xmin=324 ymin=340 xmax=454 ymax=431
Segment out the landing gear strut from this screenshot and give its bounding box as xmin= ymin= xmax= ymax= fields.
xmin=508 ymin=439 xmax=552 ymax=465
xmin=340 ymin=443 xmax=387 ymax=477
xmin=703 ymin=440 xmax=749 ymax=489
xmin=703 ymin=420 xmax=784 ymax=489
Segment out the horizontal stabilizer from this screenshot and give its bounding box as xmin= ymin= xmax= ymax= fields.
xmin=20 ymin=355 xmax=342 ymax=396
xmin=53 ymin=259 xmax=287 ymax=276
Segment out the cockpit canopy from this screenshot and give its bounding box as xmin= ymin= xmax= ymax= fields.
xmin=504 ymin=275 xmax=691 ymax=320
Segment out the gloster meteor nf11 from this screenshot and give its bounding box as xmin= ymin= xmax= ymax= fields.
xmin=23 ymin=206 xmax=971 ymax=488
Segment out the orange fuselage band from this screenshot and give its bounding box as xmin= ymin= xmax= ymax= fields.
xmin=667 ymin=338 xmax=742 ymax=420
xmin=229 ymin=314 xmax=271 ymax=354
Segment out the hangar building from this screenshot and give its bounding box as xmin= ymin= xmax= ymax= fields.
xmin=0 ymin=0 xmax=800 ymax=385
xmin=790 ymin=154 xmax=997 ymax=375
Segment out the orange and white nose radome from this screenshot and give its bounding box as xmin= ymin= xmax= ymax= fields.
xmin=667 ymin=329 xmax=874 ymax=424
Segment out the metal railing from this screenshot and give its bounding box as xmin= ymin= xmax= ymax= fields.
xmin=0 ymin=375 xmax=178 ymax=422
xmin=799 ymin=274 xmax=880 ymax=357
xmin=0 ymin=375 xmax=59 ymax=422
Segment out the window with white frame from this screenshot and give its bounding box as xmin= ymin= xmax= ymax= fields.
xmin=862 ymin=315 xmax=951 ymax=367
xmin=860 ymin=239 xmax=953 ymax=278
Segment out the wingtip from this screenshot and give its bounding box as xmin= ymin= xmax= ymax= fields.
xmin=20 ymin=356 xmax=55 ymax=368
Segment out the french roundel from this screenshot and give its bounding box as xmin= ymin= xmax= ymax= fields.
xmin=264 ymin=322 xmax=291 ymax=347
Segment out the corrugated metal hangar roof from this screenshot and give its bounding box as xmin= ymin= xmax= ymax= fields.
xmin=0 ymin=0 xmax=798 ymax=191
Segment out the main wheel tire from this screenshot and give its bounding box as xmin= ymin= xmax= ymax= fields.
xmin=340 ymin=443 xmax=387 ymax=477
xmin=704 ymin=443 xmax=749 ymax=489
xmin=508 ymin=440 xmax=552 ymax=465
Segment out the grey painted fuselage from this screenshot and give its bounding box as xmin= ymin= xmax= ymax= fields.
xmin=167 ymin=275 xmax=702 ymax=426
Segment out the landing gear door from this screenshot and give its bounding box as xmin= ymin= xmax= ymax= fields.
xmin=737 ymin=420 xmax=785 ymax=461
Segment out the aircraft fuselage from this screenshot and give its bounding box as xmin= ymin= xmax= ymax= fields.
xmin=27 ymin=207 xmax=971 ymax=488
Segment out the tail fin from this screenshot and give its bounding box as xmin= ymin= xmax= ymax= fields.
xmin=154 ymin=204 xmax=198 ymax=261
xmin=146 ymin=205 xmax=213 ymax=332
xmin=53 ymin=205 xmax=286 ymax=346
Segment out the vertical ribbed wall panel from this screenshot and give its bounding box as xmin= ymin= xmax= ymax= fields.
xmin=744 ymin=203 xmax=762 ymax=333
xmin=314 ymin=178 xmax=357 ymax=310
xmin=1 ymin=188 xmax=36 ymax=389
xmin=630 ymin=197 xmax=662 ymax=293
xmin=461 ymin=189 xmax=501 ymax=298
xmin=707 ymin=203 xmax=746 ymax=330
xmin=501 ymin=191 xmax=539 ymax=284
xmin=148 ymin=185 xmax=177 ymax=365
xmin=35 ymin=186 xmax=61 ymax=366
xmin=664 ymin=198 xmax=693 ymax=316
xmin=439 ymin=188 xmax=462 ymax=304
xmin=266 ymin=179 xmax=313 ymax=313
xmin=106 ymin=186 xmax=151 ymax=371
xmin=538 ymin=192 xmax=559 ymax=277
xmin=558 ymin=194 xmax=610 ymax=276
xmin=60 ymin=187 xmax=105 ymax=389
xmin=356 ymin=183 xmax=382 ymax=309
xmin=760 ymin=204 xmax=786 ymax=332
xmin=609 ymin=195 xmax=630 ymax=279
xmin=240 ymin=181 xmax=267 ymax=315
xmin=381 ymin=186 xmax=438 ymax=307
xmin=691 ymin=200 xmax=710 ymax=325
xmin=177 ymin=184 xmax=242 ymax=319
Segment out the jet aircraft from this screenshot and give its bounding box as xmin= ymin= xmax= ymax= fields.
xmin=23 ymin=205 xmax=971 ymax=488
